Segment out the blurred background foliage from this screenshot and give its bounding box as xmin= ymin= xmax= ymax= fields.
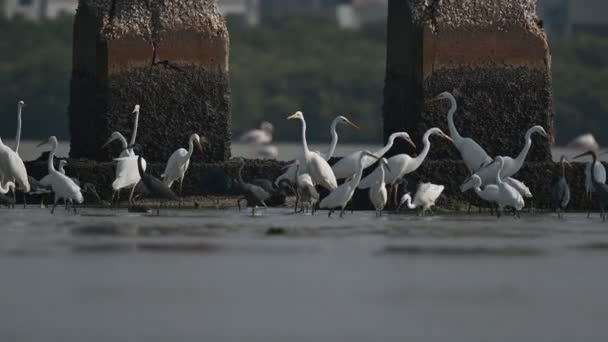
xmin=0 ymin=16 xmax=607 ymax=145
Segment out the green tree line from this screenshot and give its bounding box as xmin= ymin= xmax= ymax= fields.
xmin=0 ymin=16 xmax=607 ymax=145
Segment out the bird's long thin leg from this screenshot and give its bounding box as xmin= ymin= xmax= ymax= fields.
xmin=51 ymin=198 xmax=58 ymax=214
xmin=157 ymin=201 xmax=161 ymax=216
xmin=128 ymin=184 xmax=138 ymax=207
xmin=252 ymin=206 xmax=256 ymax=217
xmin=73 ymin=200 xmax=78 ymax=214
xmin=294 ymin=190 xmax=300 ymax=213
xmin=179 ymin=178 xmax=184 ymax=208
xmin=23 ymin=192 xmax=27 ymax=209
xmin=328 ymin=210 xmax=333 ymax=218
xmin=340 ymin=207 xmax=346 ymax=218
xmin=11 ymin=187 xmax=16 ymax=209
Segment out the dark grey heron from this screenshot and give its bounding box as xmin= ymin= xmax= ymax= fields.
xmin=136 ymin=155 xmax=179 ymax=215
xmin=575 ymin=151 xmax=608 ymax=221
xmin=234 ymin=159 xmax=271 ymax=216
xmin=250 ymin=178 xmax=293 ymax=207
xmin=551 ymin=155 xmax=571 ymax=219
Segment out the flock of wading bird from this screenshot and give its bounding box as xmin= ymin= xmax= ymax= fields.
xmin=1 ymin=93 xmax=607 ymax=218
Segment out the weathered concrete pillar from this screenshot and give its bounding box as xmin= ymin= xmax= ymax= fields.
xmin=69 ymin=0 xmax=231 ymax=163
xmin=383 ymin=0 xmax=553 ymax=161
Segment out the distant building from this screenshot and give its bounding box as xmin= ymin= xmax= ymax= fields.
xmin=217 ymin=0 xmax=260 ymax=26
xmin=2 ymin=0 xmax=76 ymax=20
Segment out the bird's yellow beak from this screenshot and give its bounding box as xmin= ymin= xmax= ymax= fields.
xmin=441 ymin=132 xmax=454 ymax=143
xmin=407 ymin=138 xmax=416 ymax=149
xmin=287 ymin=113 xmax=300 ymax=120
xmin=196 ymin=140 xmax=204 ymax=153
xmin=101 ymin=138 xmax=112 ymax=149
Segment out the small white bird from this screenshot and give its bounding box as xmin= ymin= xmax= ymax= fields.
xmin=161 ymin=133 xmax=205 ymax=198
xmin=486 ymin=156 xmax=525 ymax=217
xmin=399 ymin=183 xmax=444 ymax=216
xmin=0 ymin=137 xmax=30 ymax=200
xmin=288 ymin=111 xmax=337 ymax=191
xmin=239 ymin=121 xmax=274 ymax=145
xmin=320 ymin=151 xmax=384 ymax=218
xmin=369 ymin=158 xmax=391 ymax=217
xmin=461 ymin=174 xmax=500 ymax=209
xmin=294 ymin=161 xmax=319 ymax=213
xmin=331 ymin=131 xmax=416 ymax=180
xmin=37 ymin=136 xmax=83 ymax=213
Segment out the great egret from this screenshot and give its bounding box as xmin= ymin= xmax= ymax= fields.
xmin=358 ymin=127 xmax=452 ymax=206
xmin=319 ymin=151 xmax=383 ymax=218
xmin=294 ymin=161 xmax=319 ymax=214
xmin=574 ymin=151 xmax=608 ymax=221
xmin=331 ymin=131 xmax=416 ymax=180
xmin=234 ymin=159 xmax=271 ymax=216
xmin=40 ymin=159 xmax=68 ymax=187
xmin=287 ymin=111 xmax=337 ymax=191
xmin=0 ymin=137 xmax=30 ymax=204
xmin=369 ymin=158 xmax=392 ymax=217
xmin=161 ymin=133 xmax=205 ymax=201
xmin=474 ymin=126 xmax=549 ymax=186
xmin=485 ymin=156 xmax=525 ymax=217
xmin=239 ymin=121 xmax=274 ymax=144
xmin=431 ymin=91 xmax=492 ymax=173
xmin=460 ymin=175 xmax=499 ymax=211
xmin=14 ymin=100 xmax=25 ymax=154
xmin=398 ymin=183 xmax=444 ymax=216
xmin=102 ymin=131 xmax=147 ymax=206
xmin=37 ymin=136 xmax=83 ymax=214
xmin=275 ymin=115 xmax=358 ymax=186
xmin=552 ymin=156 xmax=571 ymax=219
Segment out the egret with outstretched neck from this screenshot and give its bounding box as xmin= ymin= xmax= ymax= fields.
xmin=486 ymin=156 xmax=524 ymax=217
xmin=369 ymin=158 xmax=392 ymax=217
xmin=14 ymin=100 xmax=25 ymax=154
xmin=287 ymin=111 xmax=337 ymax=191
xmin=398 ymin=183 xmax=444 ymax=216
xmin=161 ymin=133 xmax=205 ymax=200
xmin=331 ymin=131 xmax=415 ymax=180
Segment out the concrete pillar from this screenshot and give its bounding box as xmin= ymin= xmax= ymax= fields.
xmin=68 ymin=0 xmax=231 ymax=163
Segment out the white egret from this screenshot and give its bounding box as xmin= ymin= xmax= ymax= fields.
xmin=359 ymin=127 xmax=452 ymax=206
xmin=331 ymin=131 xmax=416 ymax=180
xmin=461 ymin=175 xmax=499 ymax=209
xmin=129 ymin=104 xmax=141 ymax=150
xmin=14 ymin=100 xmax=25 ymax=154
xmin=0 ymin=137 xmax=30 ymax=204
xmin=287 ymin=111 xmax=337 ymax=191
xmin=37 ymin=136 xmax=83 ymax=214
xmin=239 ymin=121 xmax=274 ymax=145
xmin=0 ymin=181 xmax=15 ymax=195
xmin=275 ymin=115 xmax=359 ymax=186
xmin=473 ymin=126 xmax=548 ymax=186
xmin=369 ymin=158 xmax=391 ymax=217
xmin=485 ymin=156 xmax=525 ymax=217
xmin=161 ymin=133 xmax=205 ymax=199
xmin=398 ymin=183 xmax=444 ymax=216
xmin=431 ymin=91 xmax=492 ymax=173
xmin=40 ymin=159 xmax=68 ymax=187
xmin=319 ymin=151 xmax=384 ymax=217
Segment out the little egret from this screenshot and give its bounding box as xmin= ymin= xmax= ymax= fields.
xmin=161 ymin=133 xmax=205 ymax=200
xmin=575 ymin=151 xmax=608 ymax=221
xmin=369 ymin=158 xmax=392 ymax=217
xmin=295 ymin=161 xmax=319 ymax=213
xmin=331 ymin=131 xmax=415 ymax=180
xmin=461 ymin=174 xmax=499 ymax=211
xmin=234 ymin=159 xmax=271 ymax=216
xmin=37 ymin=136 xmax=83 ymax=214
xmin=287 ymin=111 xmax=337 ymax=191
xmin=431 ymin=91 xmax=492 ymax=173
xmin=276 ymin=115 xmax=358 ymax=186
xmin=239 ymin=121 xmax=274 ymax=144
xmin=551 ymin=156 xmax=571 ymax=219
xmin=398 ymin=183 xmax=444 ymax=216
xmin=319 ymin=151 xmax=384 ymax=218
xmin=14 ymin=100 xmax=25 ymax=154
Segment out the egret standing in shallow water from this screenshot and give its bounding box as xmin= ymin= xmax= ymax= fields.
xmin=552 ymin=156 xmax=571 ymax=219
xmin=398 ymin=183 xmax=444 ymax=216
xmin=583 ymin=153 xmax=606 ymax=218
xmin=37 ymin=136 xmax=83 ymax=214
xmin=294 ymin=161 xmax=319 ymax=214
xmin=319 ymin=151 xmax=385 ymax=218
xmin=575 ymin=151 xmax=608 ymax=221
xmin=287 ymin=111 xmax=337 ymax=191
xmin=161 ymin=133 xmax=205 ymax=201
xmin=486 ymin=156 xmax=524 ymax=217
xmin=0 ymin=137 xmax=30 ymax=206
xmin=368 ymin=158 xmax=392 ymax=217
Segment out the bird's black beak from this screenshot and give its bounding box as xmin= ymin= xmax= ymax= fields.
xmin=36 ymin=140 xmax=47 ymax=148
xmin=573 ymin=151 xmax=593 ymax=160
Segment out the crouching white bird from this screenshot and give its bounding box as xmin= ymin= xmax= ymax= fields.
xmin=161 ymin=133 xmax=205 ymax=198
xmin=37 ymin=136 xmax=83 ymax=213
xmin=320 ymin=151 xmax=385 ymax=218
xmin=0 ymin=137 xmax=30 ymax=203
xmin=399 ymin=183 xmax=444 ymax=216
xmin=294 ymin=161 xmax=319 ymax=214
xmin=484 ymin=156 xmax=524 ymax=217
xmin=368 ymin=158 xmax=392 ymax=217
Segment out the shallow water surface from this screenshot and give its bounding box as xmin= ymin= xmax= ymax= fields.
xmin=1 ymin=208 xmax=608 ymax=341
